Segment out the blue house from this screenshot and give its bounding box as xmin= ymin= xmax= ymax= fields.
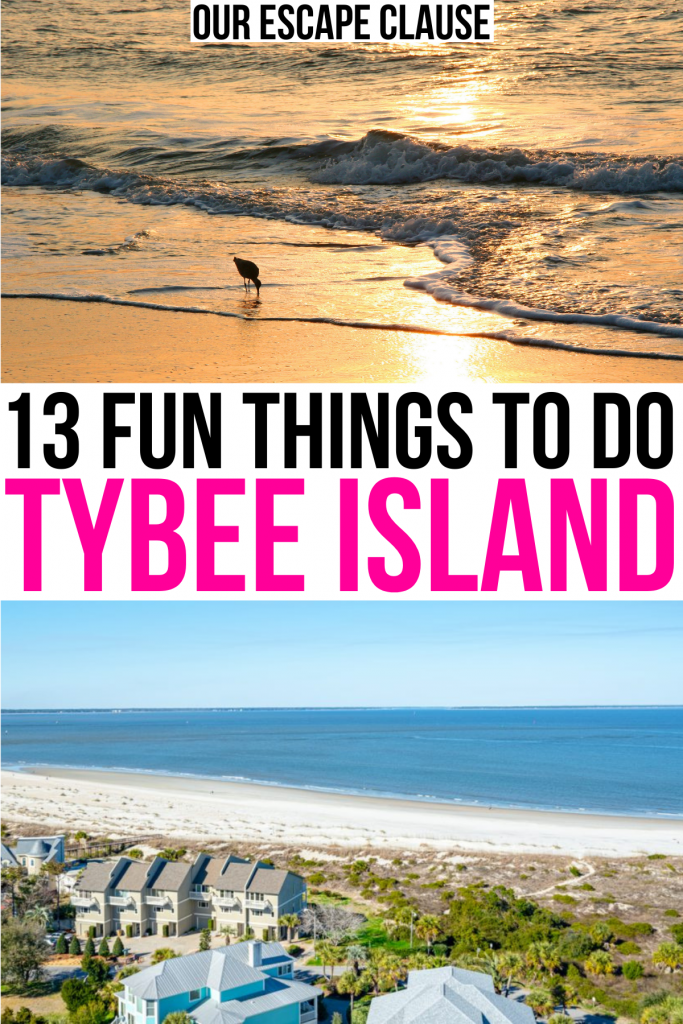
xmin=118 ymin=940 xmax=320 ymax=1024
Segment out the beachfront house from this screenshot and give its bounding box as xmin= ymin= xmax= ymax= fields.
xmin=367 ymin=966 xmax=536 ymax=1024
xmin=73 ymin=853 xmax=306 ymax=939
xmin=116 ymin=940 xmax=320 ymax=1024
xmin=190 ymin=854 xmax=307 ymax=941
xmin=1 ymin=835 xmax=65 ymax=875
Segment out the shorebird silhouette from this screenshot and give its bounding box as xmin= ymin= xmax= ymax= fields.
xmin=233 ymin=256 xmax=261 ymax=297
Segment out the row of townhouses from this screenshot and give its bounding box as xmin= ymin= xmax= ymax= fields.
xmin=73 ymin=852 xmax=306 ymax=939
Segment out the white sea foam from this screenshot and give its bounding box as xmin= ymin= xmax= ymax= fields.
xmin=312 ymin=133 xmax=683 ymax=192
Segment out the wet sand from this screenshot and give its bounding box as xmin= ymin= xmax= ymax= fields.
xmin=4 ymin=298 xmax=682 ymax=383
xmin=3 ymin=767 xmax=682 ymax=857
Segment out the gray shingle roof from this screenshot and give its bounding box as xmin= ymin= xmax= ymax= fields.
xmin=149 ymin=860 xmax=191 ymax=891
xmin=218 ymin=861 xmax=255 ymax=890
xmin=368 ymin=969 xmax=535 ymax=1024
xmin=116 ymin=860 xmax=153 ymax=891
xmin=76 ymin=859 xmax=122 ymax=892
xmin=123 ymin=943 xmax=292 ymax=1002
xmin=1 ymin=843 xmax=19 ymax=867
xmin=13 ymin=836 xmax=63 ymax=862
xmin=247 ymin=868 xmax=290 ymax=895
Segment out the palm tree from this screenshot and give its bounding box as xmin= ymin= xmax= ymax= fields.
xmin=496 ymin=951 xmax=525 ymax=997
xmin=525 ymin=941 xmax=561 ymax=981
xmin=585 ymin=950 xmax=615 ymax=976
xmin=361 ymin=951 xmax=405 ymax=995
xmin=346 ymin=944 xmax=369 ymax=977
xmin=652 ymin=942 xmax=683 ymax=972
xmin=278 ymin=914 xmax=300 ymax=942
xmin=337 ymin=969 xmax=367 ymax=1018
xmin=41 ymin=860 xmax=65 ymax=928
xmin=150 ymin=947 xmax=180 ymax=964
xmin=526 ymin=989 xmax=554 ymax=1017
xmin=414 ymin=915 xmax=441 ymax=953
xmin=316 ymin=940 xmax=340 ymax=982
xmin=220 ymin=926 xmax=236 ymax=946
xmin=25 ymin=905 xmax=51 ymax=927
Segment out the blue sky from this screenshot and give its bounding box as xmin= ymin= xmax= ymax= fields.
xmin=1 ymin=602 xmax=681 ymax=709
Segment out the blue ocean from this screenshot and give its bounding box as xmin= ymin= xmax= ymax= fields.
xmin=2 ymin=707 xmax=681 ymax=819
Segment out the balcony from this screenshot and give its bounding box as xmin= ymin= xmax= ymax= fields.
xmin=300 ymin=1009 xmax=316 ymax=1023
xmin=109 ymin=895 xmax=136 ymax=908
xmin=244 ymin=899 xmax=272 ymax=912
xmin=215 ymin=896 xmax=241 ymax=911
xmin=72 ymin=895 xmax=96 ymax=909
xmin=144 ymin=895 xmax=171 ymax=907
xmin=189 ymin=891 xmax=210 ymax=900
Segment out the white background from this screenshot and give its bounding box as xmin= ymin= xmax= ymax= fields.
xmin=1 ymin=383 xmax=679 ymax=599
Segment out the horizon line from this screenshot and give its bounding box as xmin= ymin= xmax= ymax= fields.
xmin=3 ymin=704 xmax=683 ymax=712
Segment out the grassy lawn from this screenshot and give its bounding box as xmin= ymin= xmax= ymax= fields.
xmin=356 ymin=918 xmax=424 ymax=957
xmin=1 ymin=990 xmax=66 ymax=1019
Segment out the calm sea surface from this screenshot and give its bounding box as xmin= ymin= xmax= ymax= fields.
xmin=3 ymin=707 xmax=682 ymax=818
xmin=2 ymin=0 xmax=683 ymax=360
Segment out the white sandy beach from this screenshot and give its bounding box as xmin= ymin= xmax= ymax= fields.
xmin=2 ymin=767 xmax=681 ymax=858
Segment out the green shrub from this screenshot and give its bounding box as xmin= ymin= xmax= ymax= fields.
xmin=84 ymin=938 xmax=95 ymax=958
xmin=55 ymin=934 xmax=68 ymax=955
xmin=88 ymin=928 xmax=95 ymax=940
xmin=569 ymin=866 xmax=582 ymax=877
xmin=553 ymin=894 xmax=577 ymax=904
xmin=125 ymin=925 xmax=133 ymax=939
xmin=162 ymin=924 xmax=170 ymax=938
xmin=61 ymin=979 xmax=91 ymax=1012
xmin=664 ymin=909 xmax=680 ymax=918
xmin=557 ymin=930 xmax=595 ymax=959
xmin=619 ymin=941 xmax=641 ymax=955
xmin=287 ymin=945 xmax=303 ymax=957
xmin=112 ymin=937 xmax=124 ymax=957
xmin=69 ymin=936 xmax=81 ymax=956
xmin=670 ymin=923 xmax=683 ymax=945
xmin=97 ymin=938 xmax=110 ymax=958
xmin=622 ymin=960 xmax=644 ymax=980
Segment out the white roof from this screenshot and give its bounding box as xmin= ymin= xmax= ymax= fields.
xmin=368 ymin=968 xmax=535 ymax=1024
xmin=123 ymin=942 xmax=291 ymax=1001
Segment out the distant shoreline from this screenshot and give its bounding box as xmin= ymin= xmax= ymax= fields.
xmin=3 ymin=766 xmax=682 ymax=857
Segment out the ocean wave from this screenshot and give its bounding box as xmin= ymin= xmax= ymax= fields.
xmin=312 ymin=130 xmax=683 ymax=192
xmin=3 ymin=291 xmax=682 ymax=360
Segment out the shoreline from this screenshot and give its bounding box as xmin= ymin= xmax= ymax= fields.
xmin=5 ymin=297 xmax=683 ymax=384
xmin=5 ymin=762 xmax=681 ymax=822
xmin=3 ymin=766 xmax=682 ymax=857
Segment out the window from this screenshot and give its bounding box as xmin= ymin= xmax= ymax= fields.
xmin=149 ymin=889 xmax=167 ymax=898
xmin=218 ymin=890 xmax=234 ymax=898
xmin=136 ymin=998 xmax=143 ymax=1013
xmin=250 ymin=892 xmax=264 ymax=901
xmin=197 ymin=901 xmax=209 ymax=909
xmin=191 ymin=884 xmax=209 ymax=893
xmin=145 ymin=1003 xmax=155 ymax=1017
xmin=189 ymin=991 xmax=201 ymax=1003
xmin=114 ymin=889 xmax=130 ymax=898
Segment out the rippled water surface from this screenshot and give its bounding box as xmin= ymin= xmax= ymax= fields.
xmin=3 ymin=0 xmax=683 ymax=364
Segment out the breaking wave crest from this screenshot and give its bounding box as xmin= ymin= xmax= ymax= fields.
xmin=311 ymin=131 xmax=683 ymax=191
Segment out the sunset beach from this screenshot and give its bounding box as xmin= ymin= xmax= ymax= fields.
xmin=3 ymin=0 xmax=683 ymax=381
